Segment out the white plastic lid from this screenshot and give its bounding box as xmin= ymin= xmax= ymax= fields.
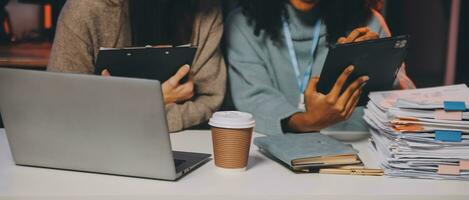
xmin=208 ymin=111 xmax=255 ymax=129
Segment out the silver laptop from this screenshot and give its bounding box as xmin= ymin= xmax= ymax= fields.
xmin=0 ymin=68 xmax=210 ymax=180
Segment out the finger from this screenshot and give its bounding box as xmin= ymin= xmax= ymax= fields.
xmin=179 ymin=78 xmax=194 ymax=91
xmin=337 ymin=75 xmax=369 ymax=106
xmin=354 ymin=32 xmax=379 ymax=42
xmin=188 ymin=72 xmax=194 ymax=82
xmin=167 ymin=64 xmax=190 ymax=86
xmin=344 ymin=27 xmax=369 ymax=43
xmin=345 ymin=93 xmax=361 ymax=119
xmin=343 ymin=87 xmax=362 ymax=115
xmin=175 ymin=75 xmax=195 ymax=92
xmin=337 ymin=37 xmax=346 ymax=44
xmin=101 ymin=69 xmax=111 ymax=77
xmin=178 ymin=81 xmax=195 ymax=101
xmin=183 ymin=84 xmax=195 ymax=99
xmin=304 ymin=76 xmax=320 ymax=97
xmin=328 ymin=65 xmax=354 ymax=101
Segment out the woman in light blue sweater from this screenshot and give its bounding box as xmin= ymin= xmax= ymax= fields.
xmin=226 ymin=0 xmax=415 ymax=135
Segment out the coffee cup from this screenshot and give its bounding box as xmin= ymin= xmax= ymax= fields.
xmin=208 ymin=111 xmax=255 ymax=171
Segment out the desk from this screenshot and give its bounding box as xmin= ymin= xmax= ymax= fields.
xmin=0 ymin=42 xmax=50 ymax=69
xmin=0 ymin=129 xmax=468 ymax=200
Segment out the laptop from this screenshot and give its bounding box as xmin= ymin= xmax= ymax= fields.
xmin=0 ymin=68 xmax=210 ymax=180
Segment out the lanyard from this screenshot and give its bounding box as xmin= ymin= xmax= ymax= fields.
xmin=282 ymin=19 xmax=321 ymax=93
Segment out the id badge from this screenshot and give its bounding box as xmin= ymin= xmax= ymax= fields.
xmin=298 ymin=93 xmax=306 ymax=111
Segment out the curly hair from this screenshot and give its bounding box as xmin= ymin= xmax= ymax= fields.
xmin=238 ymin=0 xmax=383 ymax=44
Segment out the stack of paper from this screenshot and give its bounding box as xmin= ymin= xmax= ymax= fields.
xmin=364 ymin=84 xmax=469 ymax=180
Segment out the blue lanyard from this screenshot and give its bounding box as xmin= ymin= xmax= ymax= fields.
xmin=283 ymin=19 xmax=321 ymax=93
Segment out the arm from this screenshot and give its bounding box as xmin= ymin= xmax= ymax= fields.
xmin=165 ymin=6 xmax=227 ymax=132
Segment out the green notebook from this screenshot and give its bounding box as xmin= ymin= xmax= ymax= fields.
xmin=254 ymin=133 xmax=360 ymax=171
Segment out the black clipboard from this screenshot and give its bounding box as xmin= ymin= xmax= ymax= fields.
xmin=95 ymin=45 xmax=197 ymax=82
xmin=317 ymin=35 xmax=410 ymax=105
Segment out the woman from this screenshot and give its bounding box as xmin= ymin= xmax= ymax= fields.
xmin=226 ymin=0 xmax=415 ymax=135
xmin=48 ymin=0 xmax=226 ymax=132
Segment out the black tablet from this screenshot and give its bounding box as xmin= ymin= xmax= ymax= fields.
xmin=95 ymin=46 xmax=197 ymax=82
xmin=317 ymin=35 xmax=409 ymax=105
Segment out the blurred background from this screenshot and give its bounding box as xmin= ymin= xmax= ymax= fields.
xmin=0 ymin=0 xmax=468 ymax=128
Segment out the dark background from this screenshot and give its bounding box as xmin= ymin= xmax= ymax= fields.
xmin=386 ymin=0 xmax=450 ymax=87
xmin=456 ymin=0 xmax=468 ymax=85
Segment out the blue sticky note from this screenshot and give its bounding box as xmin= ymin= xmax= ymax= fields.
xmin=444 ymin=101 xmax=467 ymax=111
xmin=435 ymin=130 xmax=462 ymax=142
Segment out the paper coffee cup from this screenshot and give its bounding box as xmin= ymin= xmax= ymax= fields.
xmin=209 ymin=111 xmax=255 ymax=171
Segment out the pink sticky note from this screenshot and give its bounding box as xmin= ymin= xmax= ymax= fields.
xmin=434 ymin=109 xmax=463 ymax=121
xmin=460 ymin=160 xmax=469 ymax=170
xmin=438 ymin=165 xmax=460 ymax=175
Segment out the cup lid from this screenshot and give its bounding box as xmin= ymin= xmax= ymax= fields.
xmin=209 ymin=111 xmax=255 ymax=129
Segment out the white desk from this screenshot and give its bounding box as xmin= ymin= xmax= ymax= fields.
xmin=0 ymin=129 xmax=468 ymax=200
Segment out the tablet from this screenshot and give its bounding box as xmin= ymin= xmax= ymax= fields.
xmin=95 ymin=46 xmax=197 ymax=82
xmin=317 ymin=35 xmax=409 ymax=105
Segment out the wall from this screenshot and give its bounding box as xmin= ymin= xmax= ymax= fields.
xmin=5 ymin=0 xmax=40 ymax=41
xmin=385 ymin=0 xmax=451 ymax=87
xmin=455 ymin=0 xmax=468 ymax=85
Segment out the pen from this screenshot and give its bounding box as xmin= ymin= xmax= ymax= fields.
xmin=319 ymin=168 xmax=384 ymax=176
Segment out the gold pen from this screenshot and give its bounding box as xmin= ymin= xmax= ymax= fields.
xmin=319 ymin=168 xmax=384 ymax=176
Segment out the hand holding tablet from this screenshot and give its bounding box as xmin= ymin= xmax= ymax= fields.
xmin=287 ymin=66 xmax=369 ymax=132
xmin=317 ymin=35 xmax=410 ymax=106
xmin=287 ymin=35 xmax=409 ymax=133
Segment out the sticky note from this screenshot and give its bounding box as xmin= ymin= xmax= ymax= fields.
xmin=435 ymin=130 xmax=462 ymax=142
xmin=443 ymin=101 xmax=467 ymax=111
xmin=460 ymin=160 xmax=469 ymax=170
xmin=438 ymin=165 xmax=460 ymax=175
xmin=434 ymin=109 xmax=463 ymax=121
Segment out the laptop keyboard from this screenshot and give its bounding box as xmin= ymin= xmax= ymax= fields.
xmin=174 ymin=159 xmax=186 ymax=167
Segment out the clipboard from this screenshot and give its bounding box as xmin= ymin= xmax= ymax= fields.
xmin=95 ymin=45 xmax=197 ymax=82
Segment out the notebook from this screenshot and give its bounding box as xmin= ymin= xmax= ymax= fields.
xmin=254 ymin=133 xmax=360 ymax=171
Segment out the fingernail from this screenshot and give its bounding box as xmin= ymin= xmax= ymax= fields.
xmin=363 ymin=76 xmax=370 ymax=81
xmin=360 ymin=82 xmax=367 ymax=88
xmin=348 ymin=65 xmax=355 ymax=72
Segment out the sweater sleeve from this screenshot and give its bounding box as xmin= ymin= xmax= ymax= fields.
xmin=47 ymin=2 xmax=94 ymax=74
xmin=165 ymin=6 xmax=227 ymax=132
xmin=226 ymin=14 xmax=301 ymax=135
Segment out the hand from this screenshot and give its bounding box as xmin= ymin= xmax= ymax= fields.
xmin=101 ymin=69 xmax=111 ymax=76
xmin=287 ymin=65 xmax=369 ymax=132
xmin=337 ymin=27 xmax=379 ymax=44
xmin=101 ymin=66 xmax=193 ymax=104
xmin=162 ymin=65 xmax=194 ymax=104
